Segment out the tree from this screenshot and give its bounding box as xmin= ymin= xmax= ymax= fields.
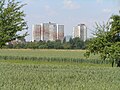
xmin=63 ymin=37 xmax=66 ymax=43
xmin=72 ymin=37 xmax=84 ymax=49
xmin=54 ymin=40 xmax=63 ymax=49
xmin=68 ymin=37 xmax=85 ymax=49
xmin=0 ymin=0 xmax=28 ymax=48
xmin=85 ymin=13 xmax=120 ymax=67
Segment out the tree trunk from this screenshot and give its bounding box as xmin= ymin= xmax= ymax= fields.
xmin=117 ymin=60 xmax=120 ymax=67
xmin=112 ymin=61 xmax=114 ymax=67
xmin=0 ymin=45 xmax=3 ymax=49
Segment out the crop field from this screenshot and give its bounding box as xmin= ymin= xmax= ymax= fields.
xmin=0 ymin=49 xmax=99 ymax=59
xmin=0 ymin=60 xmax=119 ymax=90
xmin=0 ymin=49 xmax=108 ymax=65
xmin=0 ymin=49 xmax=119 ymax=90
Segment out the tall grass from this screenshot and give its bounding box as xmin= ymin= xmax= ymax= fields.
xmin=0 ymin=62 xmax=119 ymax=90
xmin=0 ymin=55 xmax=110 ymax=65
xmin=0 ymin=49 xmax=109 ymax=65
xmin=0 ymin=49 xmax=99 ymax=59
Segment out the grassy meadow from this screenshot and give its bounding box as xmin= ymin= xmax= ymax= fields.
xmin=0 ymin=49 xmax=99 ymax=59
xmin=0 ymin=49 xmax=119 ymax=90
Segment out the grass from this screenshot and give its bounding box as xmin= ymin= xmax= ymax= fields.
xmin=0 ymin=49 xmax=107 ymax=65
xmin=0 ymin=60 xmax=119 ymax=90
xmin=0 ymin=59 xmax=111 ymax=67
xmin=0 ymin=49 xmax=100 ymax=59
xmin=0 ymin=49 xmax=117 ymax=90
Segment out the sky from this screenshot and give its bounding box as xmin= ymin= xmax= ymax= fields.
xmin=19 ymin=0 xmax=120 ymax=41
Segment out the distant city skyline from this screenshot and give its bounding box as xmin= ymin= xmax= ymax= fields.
xmin=32 ymin=22 xmax=64 ymax=42
xmin=20 ymin=0 xmax=120 ymax=41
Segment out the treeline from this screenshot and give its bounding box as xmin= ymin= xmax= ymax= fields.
xmin=5 ymin=37 xmax=87 ymax=49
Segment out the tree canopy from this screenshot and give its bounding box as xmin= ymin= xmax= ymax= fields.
xmin=0 ymin=0 xmax=28 ymax=48
xmin=85 ymin=13 xmax=120 ymax=67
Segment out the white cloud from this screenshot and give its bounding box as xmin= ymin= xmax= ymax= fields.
xmin=103 ymin=8 xmax=112 ymax=13
xmin=96 ymin=0 xmax=103 ymax=3
xmin=63 ymin=0 xmax=80 ymax=10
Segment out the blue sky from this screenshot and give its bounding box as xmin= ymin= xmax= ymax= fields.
xmin=20 ymin=0 xmax=120 ymax=41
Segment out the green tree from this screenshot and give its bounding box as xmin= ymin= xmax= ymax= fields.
xmin=54 ymin=40 xmax=63 ymax=49
xmin=68 ymin=37 xmax=85 ymax=49
xmin=0 ymin=0 xmax=28 ymax=48
xmin=63 ymin=37 xmax=66 ymax=43
xmin=63 ymin=42 xmax=71 ymax=49
xmin=72 ymin=37 xmax=84 ymax=49
xmin=85 ymin=13 xmax=120 ymax=67
xmin=47 ymin=41 xmax=54 ymax=49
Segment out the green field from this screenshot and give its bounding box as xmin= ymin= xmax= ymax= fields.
xmin=0 ymin=49 xmax=119 ymax=90
xmin=0 ymin=60 xmax=119 ymax=90
xmin=0 ymin=49 xmax=99 ymax=59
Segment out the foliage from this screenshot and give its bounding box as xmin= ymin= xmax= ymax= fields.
xmin=85 ymin=13 xmax=120 ymax=67
xmin=5 ymin=37 xmax=86 ymax=49
xmin=72 ymin=37 xmax=85 ymax=49
xmin=0 ymin=0 xmax=28 ymax=48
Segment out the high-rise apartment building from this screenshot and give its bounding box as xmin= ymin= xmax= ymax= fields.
xmin=32 ymin=25 xmax=41 ymax=42
xmin=73 ymin=24 xmax=87 ymax=41
xmin=57 ymin=24 xmax=64 ymax=41
xmin=43 ymin=23 xmax=49 ymax=41
xmin=49 ymin=23 xmax=57 ymax=41
xmin=32 ymin=22 xmax=64 ymax=42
